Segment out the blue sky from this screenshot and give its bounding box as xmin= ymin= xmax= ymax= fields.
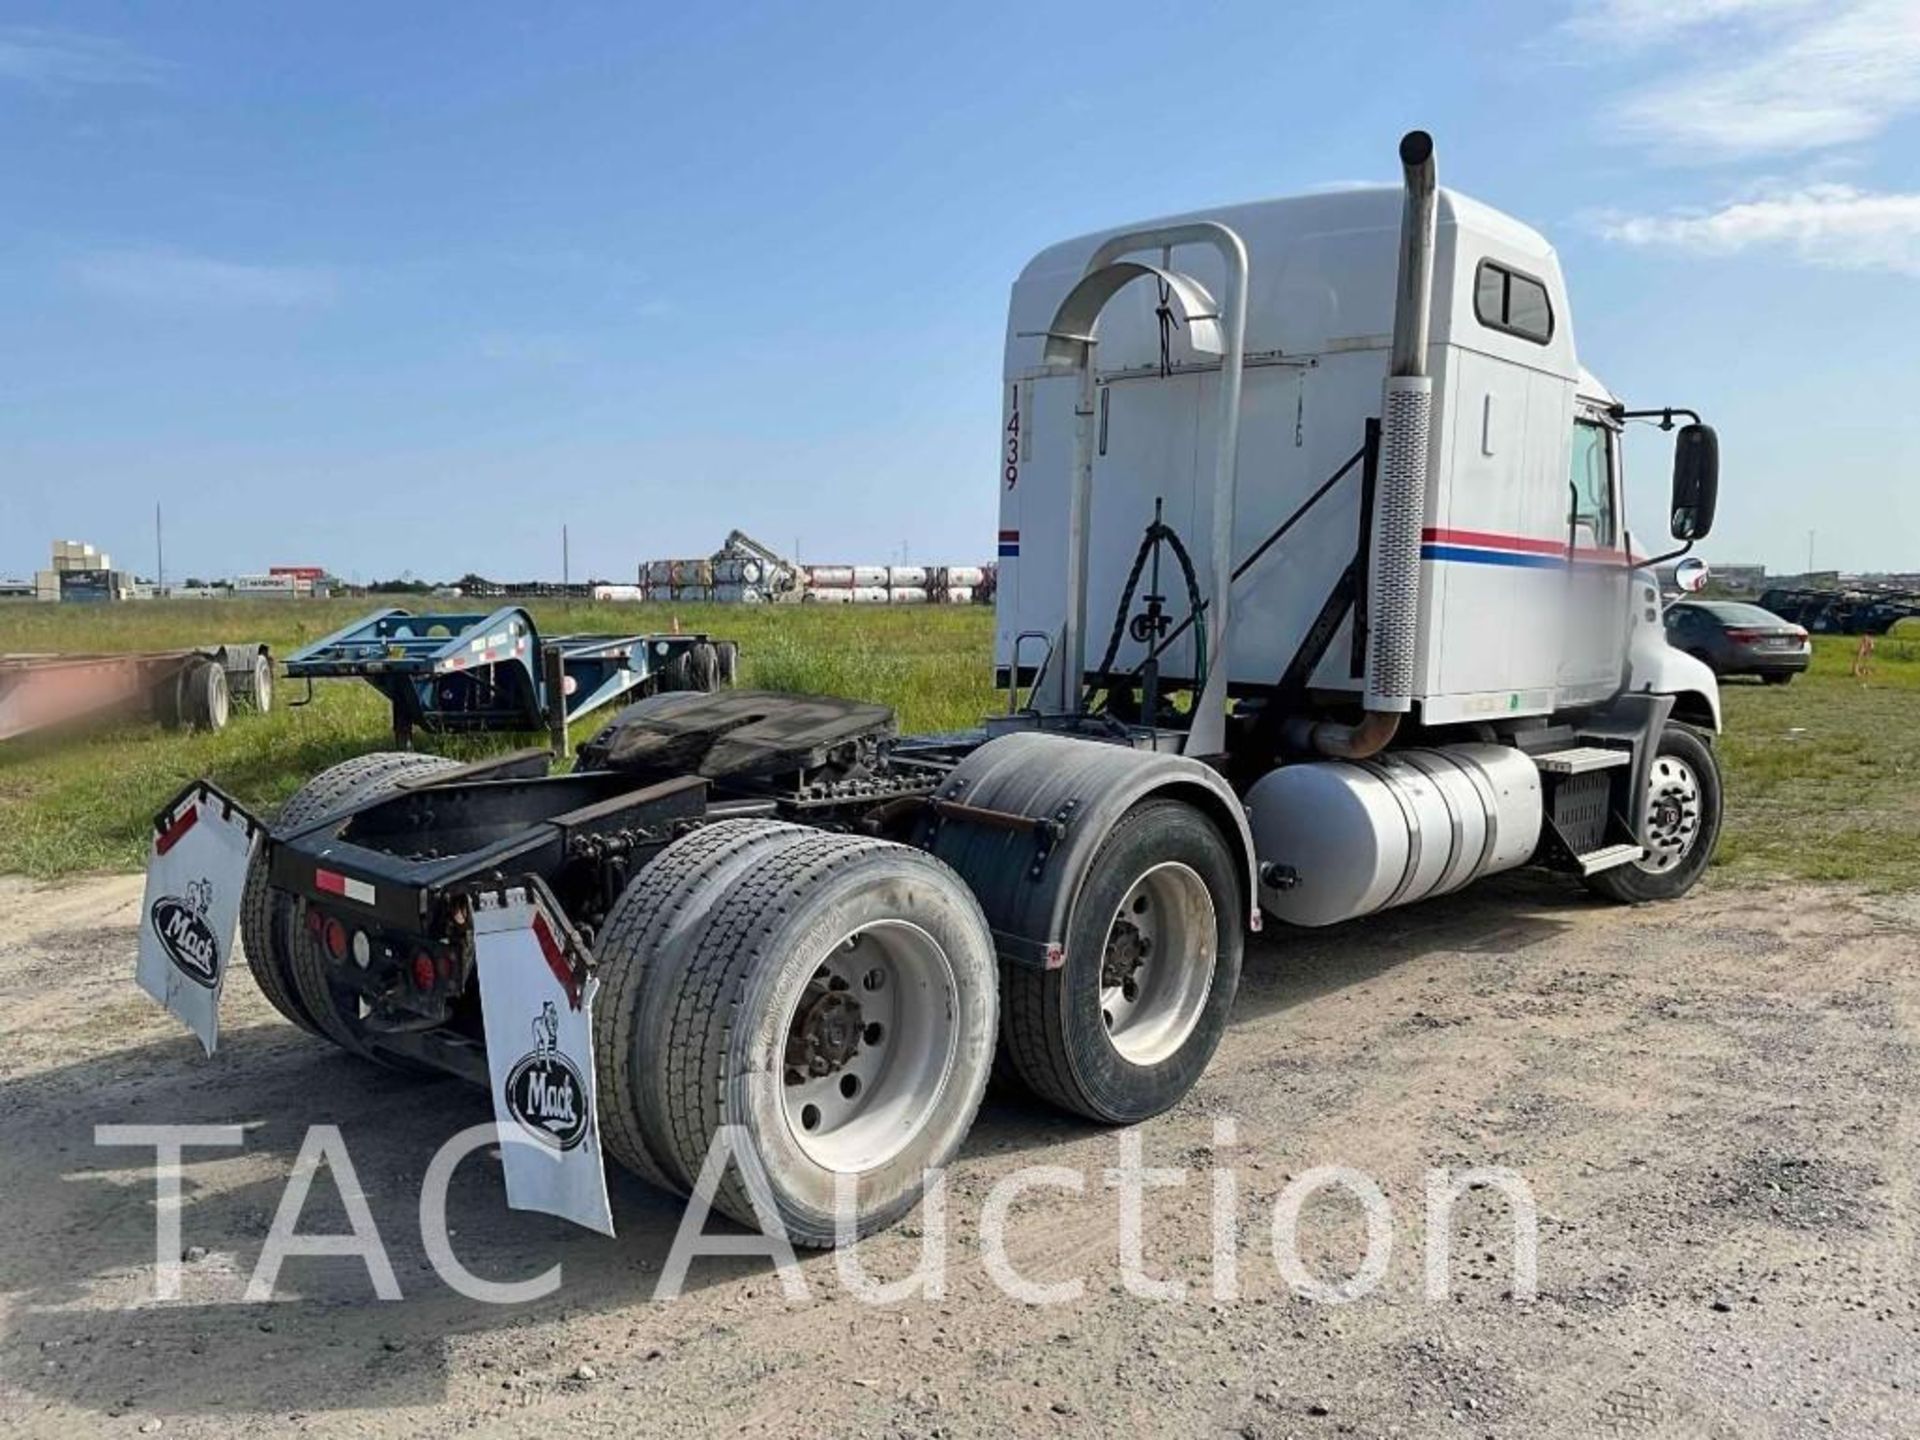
xmin=3 ymin=0 xmax=1917 ymax=584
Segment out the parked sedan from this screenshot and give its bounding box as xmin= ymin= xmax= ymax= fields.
xmin=1664 ymin=600 xmax=1811 ymax=683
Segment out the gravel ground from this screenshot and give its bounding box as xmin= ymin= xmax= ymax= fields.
xmin=0 ymin=868 xmax=1914 ymax=1438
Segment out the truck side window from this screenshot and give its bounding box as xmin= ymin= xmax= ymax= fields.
xmin=1569 ymin=421 xmax=1616 ymax=550
xmin=1474 ymin=260 xmax=1554 ymax=344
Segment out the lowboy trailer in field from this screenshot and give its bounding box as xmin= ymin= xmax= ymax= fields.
xmin=140 ymin=133 xmax=1726 ymax=1243
xmin=281 ymin=604 xmax=737 ymax=747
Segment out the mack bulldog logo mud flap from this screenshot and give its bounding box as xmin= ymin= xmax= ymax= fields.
xmin=136 ymin=783 xmax=261 ymax=1056
xmin=474 ymin=887 xmax=615 ymax=1237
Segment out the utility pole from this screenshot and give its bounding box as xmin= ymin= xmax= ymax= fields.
xmin=1807 ymin=530 xmax=1815 ymax=576
xmin=155 ymin=502 xmax=165 ymax=597
xmin=562 ymin=524 xmax=570 ymax=590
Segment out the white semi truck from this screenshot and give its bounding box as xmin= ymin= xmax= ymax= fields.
xmin=139 ymin=132 xmax=1722 ymax=1243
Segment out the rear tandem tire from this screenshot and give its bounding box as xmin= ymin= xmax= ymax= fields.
xmin=241 ymin=752 xmax=462 ymax=1057
xmin=998 ymin=799 xmax=1244 ymax=1125
xmin=595 ymin=826 xmax=998 ymax=1245
xmin=594 ymin=820 xmax=817 ymax=1191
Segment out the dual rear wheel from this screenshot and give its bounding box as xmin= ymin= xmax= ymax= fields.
xmin=592 ymin=799 xmax=1244 ymax=1239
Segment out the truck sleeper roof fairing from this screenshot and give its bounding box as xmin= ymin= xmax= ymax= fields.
xmin=1004 ymin=185 xmax=1577 ymax=383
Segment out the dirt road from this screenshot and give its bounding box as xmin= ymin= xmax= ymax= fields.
xmin=1 ymin=869 xmax=1914 ymax=1438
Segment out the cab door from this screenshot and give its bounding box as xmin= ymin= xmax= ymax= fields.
xmin=1558 ymin=416 xmax=1630 ymax=701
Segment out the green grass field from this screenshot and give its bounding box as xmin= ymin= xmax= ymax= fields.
xmin=2 ymin=597 xmax=1916 ymax=888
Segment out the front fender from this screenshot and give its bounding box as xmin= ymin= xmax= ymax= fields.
xmin=1626 ymin=622 xmax=1721 ymax=732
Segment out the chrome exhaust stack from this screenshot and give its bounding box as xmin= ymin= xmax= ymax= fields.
xmin=1292 ymin=129 xmax=1437 ymax=759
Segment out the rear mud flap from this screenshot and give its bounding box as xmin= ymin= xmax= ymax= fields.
xmin=135 ymin=781 xmax=263 ymax=1055
xmin=473 ymin=884 xmax=615 ymax=1237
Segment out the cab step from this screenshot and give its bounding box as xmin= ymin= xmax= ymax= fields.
xmin=1574 ymin=842 xmax=1644 ymax=876
xmin=1533 ymin=745 xmax=1632 ymax=775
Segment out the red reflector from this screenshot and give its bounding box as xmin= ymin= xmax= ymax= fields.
xmin=154 ymin=804 xmax=199 ymax=857
xmin=412 ymin=952 xmax=436 ymax=991
xmin=323 ymin=918 xmax=347 ymax=960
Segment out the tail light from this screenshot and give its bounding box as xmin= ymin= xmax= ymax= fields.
xmin=322 ymin=917 xmax=347 ymax=960
xmin=411 ymin=951 xmax=437 ymax=992
xmin=1724 ymin=628 xmax=1764 ymax=641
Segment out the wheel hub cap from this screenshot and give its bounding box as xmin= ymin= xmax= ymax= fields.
xmin=778 ymin=922 xmax=959 ymax=1173
xmin=1638 ymin=754 xmax=1703 ymax=874
xmin=1099 ymin=861 xmax=1216 ymax=1067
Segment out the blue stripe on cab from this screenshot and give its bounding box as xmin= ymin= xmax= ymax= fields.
xmin=1421 ymin=544 xmax=1563 ymax=570
xmin=998 ymin=544 xmax=1019 ymax=557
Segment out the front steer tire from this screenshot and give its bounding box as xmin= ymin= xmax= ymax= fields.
xmin=1584 ymin=723 xmax=1723 ymax=905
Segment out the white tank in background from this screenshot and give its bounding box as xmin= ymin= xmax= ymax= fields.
xmin=669 ymin=559 xmax=713 ymax=587
xmin=671 ymin=584 xmax=711 ymax=603
xmin=643 ymin=584 xmax=674 ymax=603
xmin=888 ymin=566 xmax=928 ymax=588
xmin=643 ymin=560 xmax=675 ymax=585
xmin=942 ymin=587 xmax=975 ymax=604
xmin=592 ymin=584 xmax=643 ymax=603
xmin=888 ymin=587 xmax=930 ymax=605
xmin=712 ymin=557 xmax=764 ymax=586
xmin=804 ymin=585 xmax=853 ymax=604
xmin=848 ymin=586 xmax=890 ymax=604
xmin=852 ymin=566 xmax=889 ymax=587
xmin=807 ymin=565 xmax=855 ymax=588
xmin=940 ymin=566 xmax=986 ymax=589
xmin=713 ymin=583 xmax=765 ymax=603
xmin=1247 ymin=744 xmax=1542 ymax=927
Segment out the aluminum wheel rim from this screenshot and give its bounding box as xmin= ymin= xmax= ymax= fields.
xmin=1637 ymin=754 xmax=1703 ymax=874
xmin=778 ymin=920 xmax=959 ymax=1173
xmin=1099 ymin=860 xmax=1216 ymax=1066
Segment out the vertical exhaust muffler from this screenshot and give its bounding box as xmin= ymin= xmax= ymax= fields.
xmin=1290 ymin=130 xmax=1436 ymax=760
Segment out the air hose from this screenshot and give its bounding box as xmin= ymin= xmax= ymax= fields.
xmin=1085 ymin=510 xmax=1208 ymax=714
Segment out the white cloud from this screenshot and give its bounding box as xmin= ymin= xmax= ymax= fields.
xmin=1564 ymin=0 xmax=1818 ymax=47
xmin=1597 ymin=0 xmax=1920 ymax=157
xmin=1597 ymin=184 xmax=1920 ymax=275
xmin=70 ymin=250 xmax=339 ymax=308
xmin=0 ymin=27 xmax=164 ymax=89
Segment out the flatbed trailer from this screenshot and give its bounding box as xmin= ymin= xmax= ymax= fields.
xmin=280 ymin=605 xmax=735 ymax=746
xmin=0 ymin=642 xmax=271 ymax=742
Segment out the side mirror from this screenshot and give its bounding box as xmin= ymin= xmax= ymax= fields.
xmin=1670 ymin=423 xmax=1718 ymax=541
xmin=1674 ymin=556 xmax=1710 ymax=593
